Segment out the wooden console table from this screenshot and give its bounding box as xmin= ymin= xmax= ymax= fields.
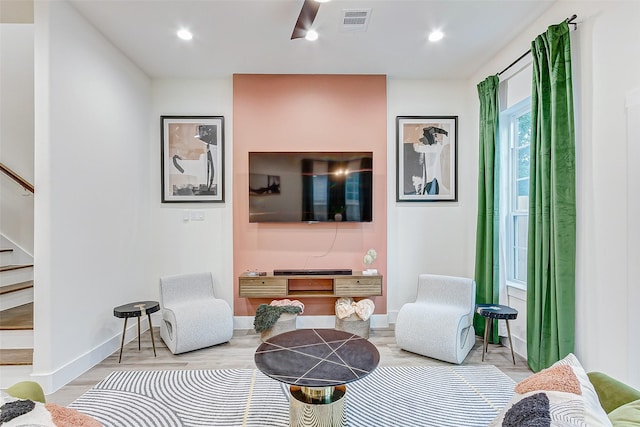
xmin=238 ymin=272 xmax=382 ymax=298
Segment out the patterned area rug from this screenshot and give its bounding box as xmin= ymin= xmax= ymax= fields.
xmin=69 ymin=365 xmax=515 ymax=427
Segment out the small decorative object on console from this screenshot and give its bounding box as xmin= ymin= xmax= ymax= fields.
xmin=363 ymin=248 xmax=378 ymax=275
xmin=246 ymin=271 xmax=267 ymax=277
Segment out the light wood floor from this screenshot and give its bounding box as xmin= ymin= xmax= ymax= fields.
xmin=48 ymin=327 xmax=533 ymax=406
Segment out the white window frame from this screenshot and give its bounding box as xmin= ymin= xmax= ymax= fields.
xmin=500 ymin=98 xmax=531 ymax=290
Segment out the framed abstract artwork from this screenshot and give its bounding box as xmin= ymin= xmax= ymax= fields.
xmin=396 ymin=116 xmax=458 ymax=202
xmin=161 ymin=116 xmax=224 ymax=203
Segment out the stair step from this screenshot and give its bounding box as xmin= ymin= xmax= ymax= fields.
xmin=0 ymin=328 xmax=33 ymax=350
xmin=0 ymin=249 xmax=14 ymax=265
xmin=0 ymin=302 xmax=33 ymax=330
xmin=0 ymin=280 xmax=33 ymax=296
xmin=0 ymin=264 xmax=34 ymax=288
xmin=0 ymin=264 xmax=33 ymax=273
xmin=0 ymin=349 xmax=33 ymax=365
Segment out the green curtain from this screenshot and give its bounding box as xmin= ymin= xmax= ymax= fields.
xmin=474 ymin=75 xmax=500 ymax=344
xmin=527 ymin=21 xmax=576 ymax=372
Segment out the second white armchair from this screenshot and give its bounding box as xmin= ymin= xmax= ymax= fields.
xmin=159 ymin=272 xmax=233 ymax=355
xmin=395 ymin=274 xmax=476 ymax=364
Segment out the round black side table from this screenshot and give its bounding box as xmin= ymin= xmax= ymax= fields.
xmin=113 ymin=301 xmax=159 ymax=363
xmin=475 ymin=304 xmax=518 ymax=365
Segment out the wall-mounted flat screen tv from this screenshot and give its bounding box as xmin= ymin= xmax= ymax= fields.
xmin=249 ymin=152 xmax=373 ymax=223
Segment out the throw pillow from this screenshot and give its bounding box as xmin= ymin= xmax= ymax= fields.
xmin=608 ymin=399 xmax=640 ymax=426
xmin=0 ymin=399 xmax=101 ymax=427
xmin=551 ymin=353 xmax=611 ymax=425
xmin=490 ymin=353 xmax=612 ymax=426
xmin=6 ymin=381 xmax=46 ymax=403
xmin=515 ymin=364 xmax=581 ymax=395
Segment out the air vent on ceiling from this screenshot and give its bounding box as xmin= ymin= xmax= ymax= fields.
xmin=341 ymin=9 xmax=371 ymax=32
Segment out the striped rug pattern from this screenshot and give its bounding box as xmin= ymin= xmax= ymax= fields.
xmin=69 ymin=365 xmax=515 ymax=427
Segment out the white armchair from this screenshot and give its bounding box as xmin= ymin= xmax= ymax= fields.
xmin=159 ymin=272 xmax=233 ymax=355
xmin=395 ymin=274 xmax=476 ymax=364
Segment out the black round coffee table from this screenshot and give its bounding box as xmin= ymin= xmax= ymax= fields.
xmin=113 ymin=301 xmax=160 ymax=363
xmin=255 ymin=328 xmax=379 ymax=426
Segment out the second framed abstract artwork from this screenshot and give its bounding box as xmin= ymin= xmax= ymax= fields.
xmin=161 ymin=116 xmax=224 ymax=203
xmin=396 ymin=116 xmax=458 ymax=202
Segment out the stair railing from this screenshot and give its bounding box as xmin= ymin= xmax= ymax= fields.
xmin=0 ymin=162 xmax=34 ymax=193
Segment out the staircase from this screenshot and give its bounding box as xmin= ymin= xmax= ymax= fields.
xmin=0 ymin=246 xmax=35 ymax=388
xmin=0 ymin=163 xmax=35 ymax=386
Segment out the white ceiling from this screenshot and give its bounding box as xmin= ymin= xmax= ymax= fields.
xmin=68 ymin=0 xmax=556 ymax=80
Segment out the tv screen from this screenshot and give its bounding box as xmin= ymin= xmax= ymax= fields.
xmin=249 ymin=152 xmax=373 ymax=223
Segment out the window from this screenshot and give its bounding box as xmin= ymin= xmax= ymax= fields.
xmin=501 ymin=99 xmax=531 ymax=286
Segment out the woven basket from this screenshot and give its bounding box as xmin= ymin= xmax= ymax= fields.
xmin=260 ymin=313 xmax=297 ymax=342
xmin=335 ymin=313 xmax=370 ymax=339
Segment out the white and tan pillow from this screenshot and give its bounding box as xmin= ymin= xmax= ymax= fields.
xmin=490 ymin=353 xmax=612 ymax=427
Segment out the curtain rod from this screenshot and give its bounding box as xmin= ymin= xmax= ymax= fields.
xmin=498 ymin=14 xmax=577 ymax=76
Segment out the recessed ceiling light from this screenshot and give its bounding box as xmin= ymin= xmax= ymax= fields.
xmin=315 ymin=0 xmax=331 ymax=3
xmin=428 ymin=30 xmax=444 ymax=42
xmin=177 ymin=29 xmax=193 ymax=41
xmin=305 ymin=29 xmax=319 ymax=41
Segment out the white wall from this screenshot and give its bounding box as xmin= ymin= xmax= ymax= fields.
xmin=470 ymin=1 xmax=640 ymax=387
xmin=0 ymin=24 xmax=34 ymax=253
xmin=626 ymin=88 xmax=640 ymax=388
xmin=33 ymin=0 xmax=152 ymax=393
xmin=386 ymin=80 xmax=474 ymax=320
xmin=583 ymin=2 xmax=640 ymax=388
xmin=150 ymin=79 xmax=235 ymax=308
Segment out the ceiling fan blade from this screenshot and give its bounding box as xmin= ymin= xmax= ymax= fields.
xmin=291 ymin=0 xmax=321 ymax=40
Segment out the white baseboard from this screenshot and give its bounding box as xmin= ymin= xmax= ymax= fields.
xmin=233 ymin=316 xmax=255 ymax=330
xmin=31 ymin=314 xmax=156 ymax=395
xmin=500 ymin=334 xmax=527 ymax=360
xmin=387 ymin=310 xmax=399 ymax=325
xmin=297 ymin=315 xmax=335 ymax=329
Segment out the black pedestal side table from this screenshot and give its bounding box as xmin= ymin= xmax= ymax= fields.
xmin=475 ymin=303 xmax=518 ymax=365
xmin=113 ymin=300 xmax=160 ymax=363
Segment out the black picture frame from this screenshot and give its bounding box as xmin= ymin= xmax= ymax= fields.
xmin=396 ymin=116 xmax=458 ymax=202
xmin=161 ymin=116 xmax=224 ymax=203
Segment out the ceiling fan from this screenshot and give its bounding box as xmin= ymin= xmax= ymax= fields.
xmin=291 ymin=0 xmax=327 ymax=40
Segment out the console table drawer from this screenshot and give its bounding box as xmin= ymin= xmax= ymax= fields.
xmin=239 ymin=278 xmax=287 ymax=297
xmin=334 ymin=277 xmax=382 ymax=297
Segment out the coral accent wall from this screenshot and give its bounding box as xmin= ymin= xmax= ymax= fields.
xmin=233 ymin=74 xmax=387 ymax=316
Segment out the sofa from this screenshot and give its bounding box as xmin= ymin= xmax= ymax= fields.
xmin=589 ymin=371 xmax=640 ymax=426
